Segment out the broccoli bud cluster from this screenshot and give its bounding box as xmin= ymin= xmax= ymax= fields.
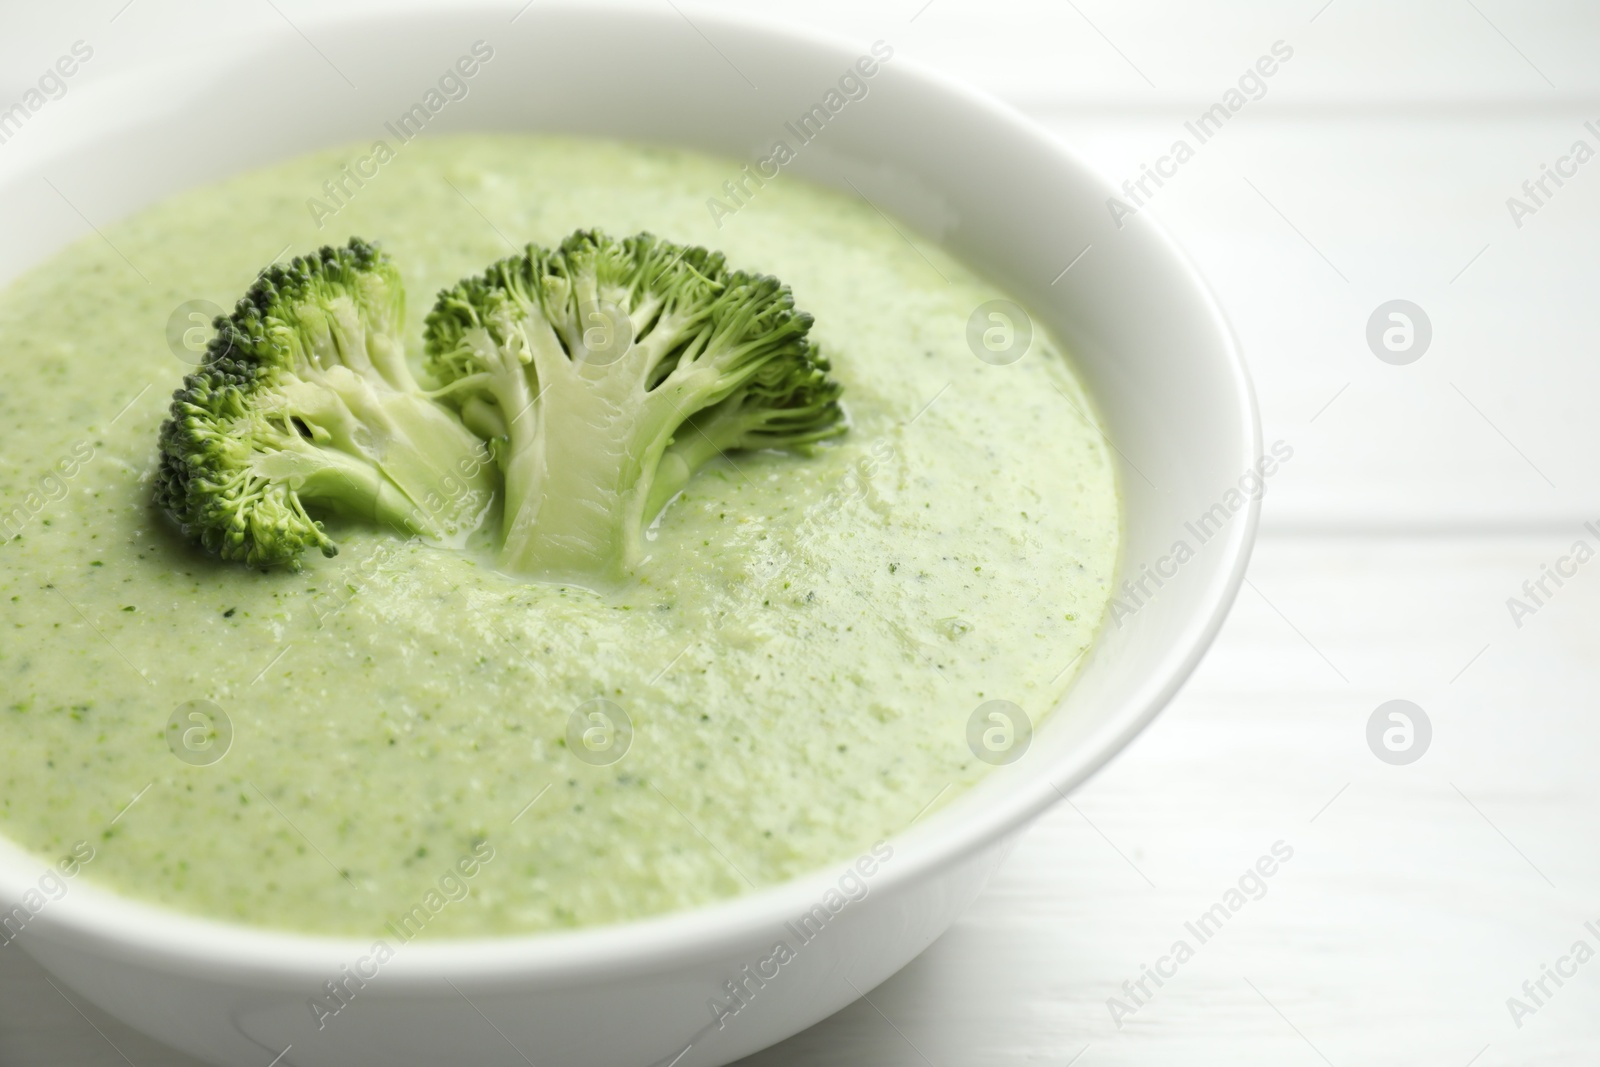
xmin=155 ymin=232 xmax=845 ymax=581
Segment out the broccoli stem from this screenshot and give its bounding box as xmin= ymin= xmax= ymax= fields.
xmin=279 ymin=372 xmax=493 ymax=543
xmin=643 ymin=417 xmax=736 ymax=522
xmin=497 ymin=324 xmax=683 ymax=583
xmin=256 ymin=444 xmax=424 ymax=532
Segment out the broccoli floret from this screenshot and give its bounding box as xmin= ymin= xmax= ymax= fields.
xmin=424 ymin=230 xmax=845 ymax=583
xmin=156 ymin=238 xmax=496 ymax=567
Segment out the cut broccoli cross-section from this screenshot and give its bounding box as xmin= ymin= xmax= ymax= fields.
xmin=424 ymin=229 xmax=846 ymax=584
xmin=155 ymin=238 xmax=496 ymax=567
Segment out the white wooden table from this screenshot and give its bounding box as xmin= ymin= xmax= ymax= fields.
xmin=4 ymin=2 xmax=1597 ymax=1063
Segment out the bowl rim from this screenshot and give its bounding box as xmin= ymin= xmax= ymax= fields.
xmin=0 ymin=0 xmax=1262 ymax=983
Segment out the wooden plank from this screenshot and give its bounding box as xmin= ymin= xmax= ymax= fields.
xmin=0 ymin=945 xmax=211 ymax=1066
xmin=1033 ymin=114 xmax=1600 ymax=528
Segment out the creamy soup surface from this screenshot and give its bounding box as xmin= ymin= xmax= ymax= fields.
xmin=0 ymin=135 xmax=1119 ymax=937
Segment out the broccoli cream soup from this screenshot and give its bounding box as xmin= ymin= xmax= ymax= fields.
xmin=0 ymin=136 xmax=1118 ymax=937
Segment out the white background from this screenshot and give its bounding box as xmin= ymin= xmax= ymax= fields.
xmin=2 ymin=1 xmax=1597 ymax=1064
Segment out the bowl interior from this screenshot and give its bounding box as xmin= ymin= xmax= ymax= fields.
xmin=0 ymin=3 xmax=1258 ymax=977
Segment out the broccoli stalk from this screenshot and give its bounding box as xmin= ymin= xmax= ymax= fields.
xmin=425 ymin=230 xmax=845 ymax=584
xmin=156 ymin=239 xmax=496 ymax=566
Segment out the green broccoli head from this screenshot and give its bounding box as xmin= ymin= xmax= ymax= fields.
xmin=424 ymin=229 xmax=845 ymax=583
xmin=156 ymin=238 xmax=496 ymax=567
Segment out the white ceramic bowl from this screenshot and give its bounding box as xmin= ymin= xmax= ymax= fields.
xmin=0 ymin=5 xmax=1259 ymax=1065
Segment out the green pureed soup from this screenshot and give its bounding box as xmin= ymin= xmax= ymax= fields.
xmin=0 ymin=136 xmax=1119 ymax=937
